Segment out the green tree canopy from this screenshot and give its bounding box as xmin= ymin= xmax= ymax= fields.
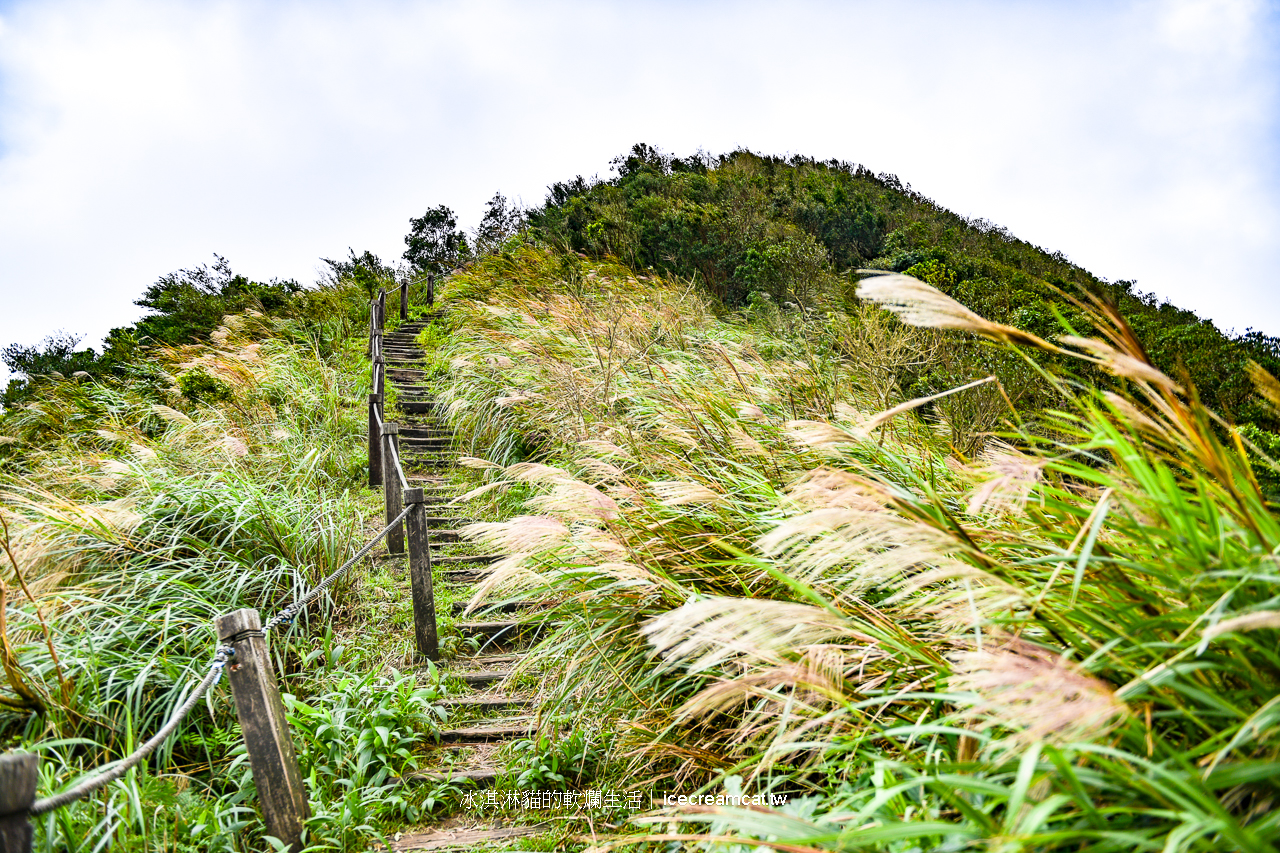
xmin=403 ymin=205 xmax=470 ymax=274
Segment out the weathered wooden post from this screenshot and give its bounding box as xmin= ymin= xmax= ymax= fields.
xmin=399 ymin=279 xmax=409 ymax=321
xmin=377 ymin=289 xmax=387 ymax=329
xmin=403 ymin=489 xmax=438 ymax=660
xmin=373 ymin=356 xmax=385 ymax=407
xmin=381 ymin=423 xmax=404 ymax=555
xmin=368 ymin=393 xmax=383 ymax=488
xmin=215 ymin=609 xmax=308 ymax=851
xmin=0 ymin=752 xmax=36 ymax=853
xmin=427 ymin=274 xmax=435 ymax=306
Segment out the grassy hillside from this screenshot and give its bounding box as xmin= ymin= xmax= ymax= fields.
xmin=425 ymin=237 xmax=1280 ymax=851
xmin=526 ymin=145 xmax=1280 ymax=445
xmin=0 ymin=274 xmax=456 ymax=850
xmin=1 ymin=143 xmax=1278 ymax=852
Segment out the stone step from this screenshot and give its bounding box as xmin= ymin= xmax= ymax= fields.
xmin=438 ymin=721 xmax=534 ymax=743
xmin=438 ymin=695 xmax=530 ymax=710
xmin=405 ymin=482 xmax=458 ymax=493
xmin=401 ymin=438 xmax=452 ymax=448
xmin=450 ymin=600 xmax=539 ymax=616
xmin=455 ymin=620 xmax=546 ymax=646
xmin=442 ymin=569 xmax=488 ymax=583
xmin=434 ymin=554 xmax=500 ymax=565
xmin=454 ymin=670 xmax=511 ymax=688
xmin=400 ymin=428 xmax=452 ymax=438
xmin=405 ymin=766 xmax=500 ymax=787
xmin=381 ymin=825 xmax=546 ymax=852
xmin=404 ymin=456 xmax=451 ymax=468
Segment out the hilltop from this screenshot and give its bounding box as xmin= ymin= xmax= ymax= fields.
xmin=1 ymin=145 xmax=1278 ymax=852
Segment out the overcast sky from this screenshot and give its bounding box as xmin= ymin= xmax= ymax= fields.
xmin=1 ymin=0 xmax=1277 ymax=380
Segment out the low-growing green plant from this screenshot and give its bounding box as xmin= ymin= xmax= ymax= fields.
xmin=510 ymin=729 xmax=611 ymax=790
xmin=285 ymin=669 xmax=446 ymax=794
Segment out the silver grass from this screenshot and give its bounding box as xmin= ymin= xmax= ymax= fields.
xmin=578 ymin=438 xmax=632 ymax=459
xmin=865 ymin=375 xmax=996 ymax=431
xmin=448 ymin=481 xmax=508 ymax=505
xmin=784 ymin=420 xmax=868 ymax=454
xmin=643 ymin=597 xmax=855 ymax=674
xmin=650 ymin=480 xmax=723 ymax=507
xmin=465 ymin=553 xmax=542 ymax=614
xmin=1061 ymin=336 xmax=1181 ymax=392
xmin=458 ymin=456 xmax=503 ymax=469
xmin=728 ymin=426 xmax=768 ymax=458
xmin=458 ymin=515 xmax=570 ymax=553
xmin=949 ymin=638 xmax=1127 ymax=744
xmin=1202 ymin=610 xmax=1280 ymax=641
xmin=528 ymin=480 xmax=620 ymax=521
xmin=857 ymin=272 xmax=1060 ymax=350
xmin=503 ymin=462 xmax=574 ymax=485
xmin=576 ymin=457 xmax=626 ymax=483
xmin=784 ymin=468 xmax=886 ymax=512
xmin=965 ymin=441 xmax=1045 ymax=515
xmin=150 ymin=405 xmax=192 ymax=424
xmin=757 ymin=508 xmax=964 ymax=592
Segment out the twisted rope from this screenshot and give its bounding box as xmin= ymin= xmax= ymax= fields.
xmin=27 ymin=502 xmax=412 ymax=813
xmin=388 ymin=438 xmax=410 ymax=491
xmin=261 ymin=504 xmax=411 ymax=635
xmin=25 ymin=299 xmax=418 ymax=815
xmin=29 ymin=645 xmax=234 ymax=815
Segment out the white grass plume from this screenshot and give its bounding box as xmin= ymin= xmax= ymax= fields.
xmin=650 ymin=480 xmax=723 ymax=507
xmin=866 ymin=376 xmax=995 ymax=431
xmin=965 ymin=441 xmax=1045 ymax=515
xmin=528 ymin=480 xmax=620 ymax=521
xmin=458 ymin=515 xmax=570 ymax=552
xmin=784 ymin=420 xmax=867 ymax=454
xmin=949 ymin=637 xmax=1127 ymax=744
xmin=643 ymin=597 xmax=854 ymax=674
xmin=1061 ymin=336 xmax=1181 ymax=392
xmin=857 ymin=272 xmax=1060 ymax=351
xmin=757 ymin=507 xmax=964 ymax=592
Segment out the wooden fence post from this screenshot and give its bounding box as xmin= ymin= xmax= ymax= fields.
xmin=399 ymin=280 xmax=408 ymax=321
xmin=0 ymin=752 xmax=36 ymax=853
xmin=427 ymin=274 xmax=435 ymax=306
xmin=373 ymin=356 xmax=385 ymax=406
xmin=377 ymin=289 xmax=387 ymax=329
xmin=215 ymin=609 xmax=308 ymax=851
xmin=381 ymin=423 xmax=404 ymax=555
xmin=403 ymin=489 xmax=438 ymax=660
xmin=368 ymin=393 xmax=383 ymax=488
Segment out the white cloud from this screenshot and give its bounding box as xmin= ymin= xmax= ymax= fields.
xmin=0 ymin=0 xmax=1276 ymax=381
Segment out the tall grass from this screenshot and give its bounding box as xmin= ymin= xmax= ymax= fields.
xmin=433 ymin=242 xmax=1280 ymax=851
xmin=0 ymin=296 xmax=379 ymax=850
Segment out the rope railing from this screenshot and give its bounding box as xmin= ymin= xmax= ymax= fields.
xmin=29 ymin=647 xmax=232 ymax=816
xmin=0 ymin=280 xmax=441 ymax=852
xmin=13 ymin=502 xmax=415 ymax=823
xmin=388 ymin=437 xmax=410 ymax=491
xmin=262 ymin=504 xmax=412 ymax=636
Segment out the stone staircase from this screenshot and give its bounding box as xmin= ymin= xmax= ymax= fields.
xmin=380 ymin=316 xmax=553 ymax=852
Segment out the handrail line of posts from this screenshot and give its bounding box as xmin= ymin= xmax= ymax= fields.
xmin=368 ymin=287 xmax=438 ymax=663
xmin=0 ymin=280 xmax=441 ymax=853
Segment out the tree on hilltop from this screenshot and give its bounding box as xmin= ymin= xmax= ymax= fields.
xmin=403 ymin=205 xmax=470 ymax=274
